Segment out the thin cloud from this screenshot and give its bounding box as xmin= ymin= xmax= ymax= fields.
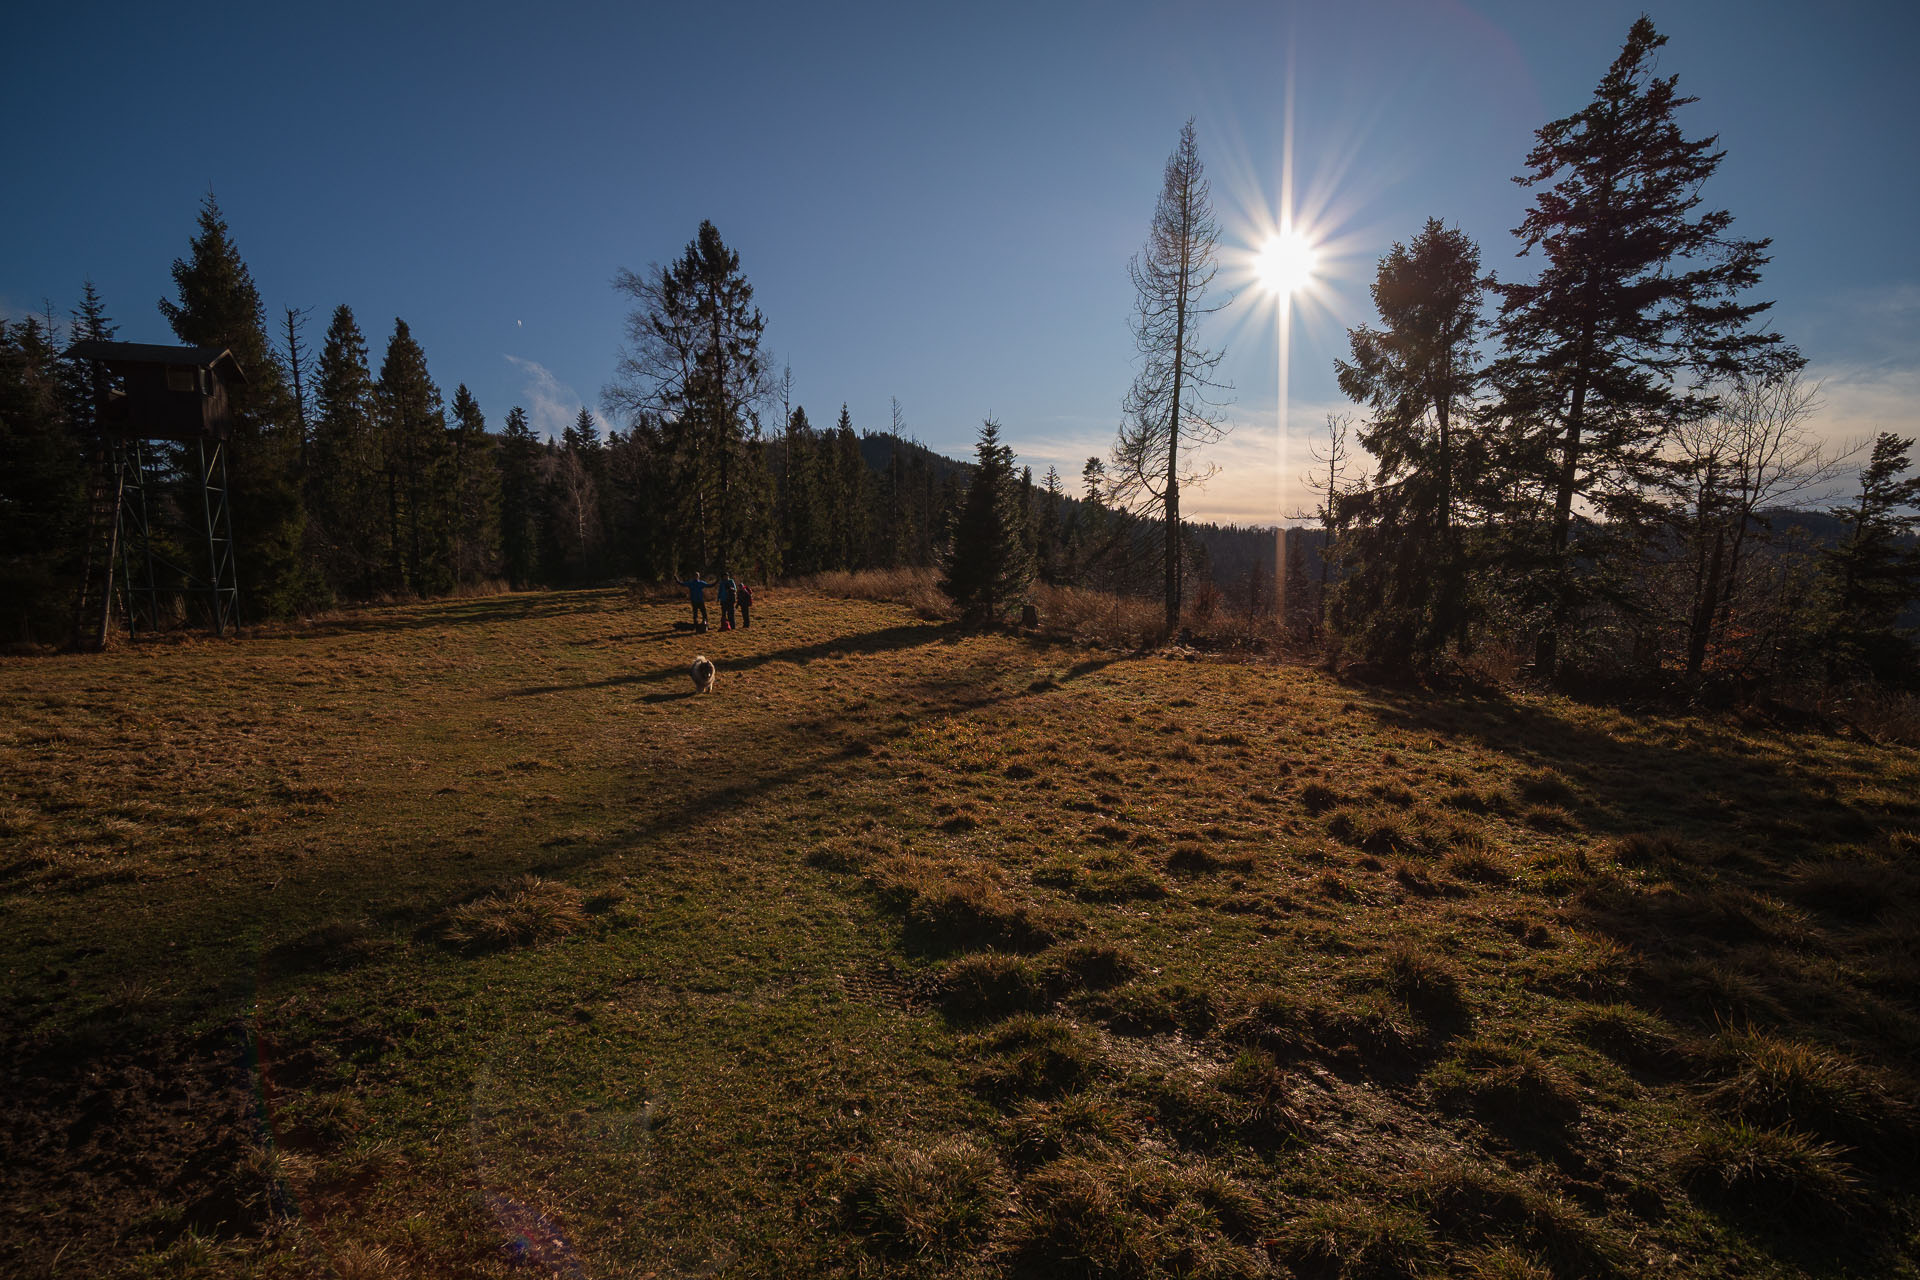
xmin=1801 ymin=362 xmax=1920 ymax=468
xmin=502 ymin=354 xmax=594 ymax=443
xmin=1005 ymin=398 xmax=1358 ymax=527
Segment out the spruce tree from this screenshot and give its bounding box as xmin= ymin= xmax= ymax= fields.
xmin=608 ymin=220 xmax=770 ymax=573
xmin=498 ymin=406 xmax=544 ymax=587
xmin=448 ymin=385 xmax=501 ymax=584
xmin=1488 ymin=19 xmax=1794 ymax=675
xmin=832 ymin=405 xmax=868 ymax=569
xmin=0 ymin=316 xmax=86 ymax=642
xmin=1333 ymin=219 xmax=1485 ymax=668
xmin=374 ymin=318 xmax=452 ymax=594
xmin=1038 ymin=466 xmax=1064 ymax=584
xmin=64 ymin=280 xmax=116 ymax=439
xmin=310 ymin=305 xmax=382 ymax=596
xmin=1824 ymin=433 xmax=1920 ymax=683
xmin=158 ymin=194 xmax=313 ymax=617
xmin=553 ymin=408 xmax=605 ymax=577
xmin=938 ymin=419 xmax=1034 ymax=624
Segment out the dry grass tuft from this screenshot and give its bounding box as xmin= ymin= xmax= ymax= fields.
xmin=1678 ymin=1120 xmax=1859 ymax=1223
xmin=1787 ymin=855 xmax=1908 ymax=920
xmin=833 ymin=1135 xmax=1005 ymax=1262
xmin=1096 ymin=981 xmax=1216 ymax=1036
xmin=1408 ymin=1159 xmax=1621 ymax=1276
xmin=1045 ymin=941 xmax=1143 ymax=991
xmin=876 ymin=858 xmax=1071 ymax=954
xmin=437 ymin=876 xmax=588 ymax=952
xmin=1704 ymin=1027 xmax=1913 ymax=1158
xmin=939 ymin=952 xmax=1050 ymax=1023
xmin=966 ymin=1014 xmax=1100 ymax=1100
xmin=1428 ymin=1036 xmax=1579 ymax=1132
xmin=803 ymin=567 xmax=953 ymax=619
xmin=1275 ymin=1201 xmax=1436 ymax=1280
xmin=1564 ymin=1001 xmax=1683 ymax=1071
xmin=1381 ymin=943 xmax=1468 ymax=1024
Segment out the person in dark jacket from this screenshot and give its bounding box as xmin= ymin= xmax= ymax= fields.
xmin=678 ymin=574 xmax=714 ymax=630
xmin=717 ymin=575 xmax=738 ymax=631
xmin=738 ymin=579 xmax=753 ymax=628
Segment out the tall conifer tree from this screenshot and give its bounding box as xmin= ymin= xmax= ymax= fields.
xmin=448 ymin=385 xmax=501 ymax=584
xmin=498 ymin=406 xmax=544 ymax=587
xmin=608 ymin=220 xmax=771 ymax=573
xmin=1334 ymin=219 xmax=1485 ymax=667
xmin=939 ymin=420 xmax=1034 ymax=624
xmin=310 ymin=305 xmax=382 ymax=596
xmin=158 ymin=194 xmax=312 ymax=617
xmin=374 ymin=318 xmax=452 ymax=594
xmin=1487 ymin=19 xmax=1793 ymax=674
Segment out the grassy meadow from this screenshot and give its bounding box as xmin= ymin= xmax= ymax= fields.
xmin=3 ymin=585 xmax=1918 ymax=1278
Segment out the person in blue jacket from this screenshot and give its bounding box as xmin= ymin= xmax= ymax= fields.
xmin=678 ymin=573 xmax=714 ymax=630
xmin=717 ymin=574 xmax=739 ymax=631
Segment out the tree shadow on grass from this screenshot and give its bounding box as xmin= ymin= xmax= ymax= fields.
xmin=499 ymin=622 xmax=959 ymax=699
xmin=294 ymin=588 xmax=631 ymax=637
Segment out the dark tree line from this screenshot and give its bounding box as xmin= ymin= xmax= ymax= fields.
xmin=1316 ymin=18 xmax=1918 ymax=689
xmin=2 ymin=207 xmax=1202 ymax=644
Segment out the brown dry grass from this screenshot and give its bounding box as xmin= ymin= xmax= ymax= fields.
xmin=3 ymin=586 xmax=1917 ymax=1278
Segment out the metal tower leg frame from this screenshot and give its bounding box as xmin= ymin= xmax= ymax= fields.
xmin=117 ymin=439 xmax=163 ymax=638
xmin=197 ymin=440 xmax=239 ymax=635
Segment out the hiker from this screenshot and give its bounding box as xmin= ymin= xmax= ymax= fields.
xmin=737 ymin=579 xmax=753 ymax=628
xmin=678 ymin=573 xmax=714 ymax=630
xmin=717 ymin=574 xmax=738 ymax=631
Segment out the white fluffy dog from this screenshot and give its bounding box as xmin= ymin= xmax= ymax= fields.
xmin=690 ymin=655 xmax=716 ymax=694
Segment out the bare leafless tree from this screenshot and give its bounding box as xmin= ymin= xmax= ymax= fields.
xmin=281 ymin=304 xmax=313 ymax=466
xmin=1294 ymin=412 xmax=1364 ymax=629
xmin=1110 ymin=119 xmax=1232 ymax=629
xmin=1668 ymin=371 xmax=1853 ymax=676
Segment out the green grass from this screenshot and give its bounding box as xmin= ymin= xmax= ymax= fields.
xmin=3 ymin=584 xmax=1919 ymax=1277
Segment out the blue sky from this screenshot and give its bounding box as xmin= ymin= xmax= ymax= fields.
xmin=6 ymin=1 xmax=1915 ymax=523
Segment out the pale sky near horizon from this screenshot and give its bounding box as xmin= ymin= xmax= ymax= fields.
xmin=5 ymin=1 xmax=1915 ymax=525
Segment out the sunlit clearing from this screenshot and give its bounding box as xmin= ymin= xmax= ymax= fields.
xmin=1254 ymin=228 xmax=1319 ymax=296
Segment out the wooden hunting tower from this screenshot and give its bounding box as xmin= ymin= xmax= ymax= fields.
xmin=66 ymin=341 xmax=246 ymax=647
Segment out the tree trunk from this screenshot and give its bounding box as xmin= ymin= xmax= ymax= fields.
xmin=1686 ymin=525 xmax=1726 ymax=677
xmin=1538 ymin=361 xmax=1591 ymax=677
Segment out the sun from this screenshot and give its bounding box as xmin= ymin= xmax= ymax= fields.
xmin=1253 ymin=228 xmax=1319 ymax=297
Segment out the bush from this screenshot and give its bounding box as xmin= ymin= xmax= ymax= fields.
xmin=802 ymin=567 xmax=952 ymax=620
xmin=1030 ymin=583 xmax=1169 ymax=649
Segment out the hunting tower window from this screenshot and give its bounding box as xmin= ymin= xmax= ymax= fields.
xmin=166 ymin=365 xmax=197 ymax=393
